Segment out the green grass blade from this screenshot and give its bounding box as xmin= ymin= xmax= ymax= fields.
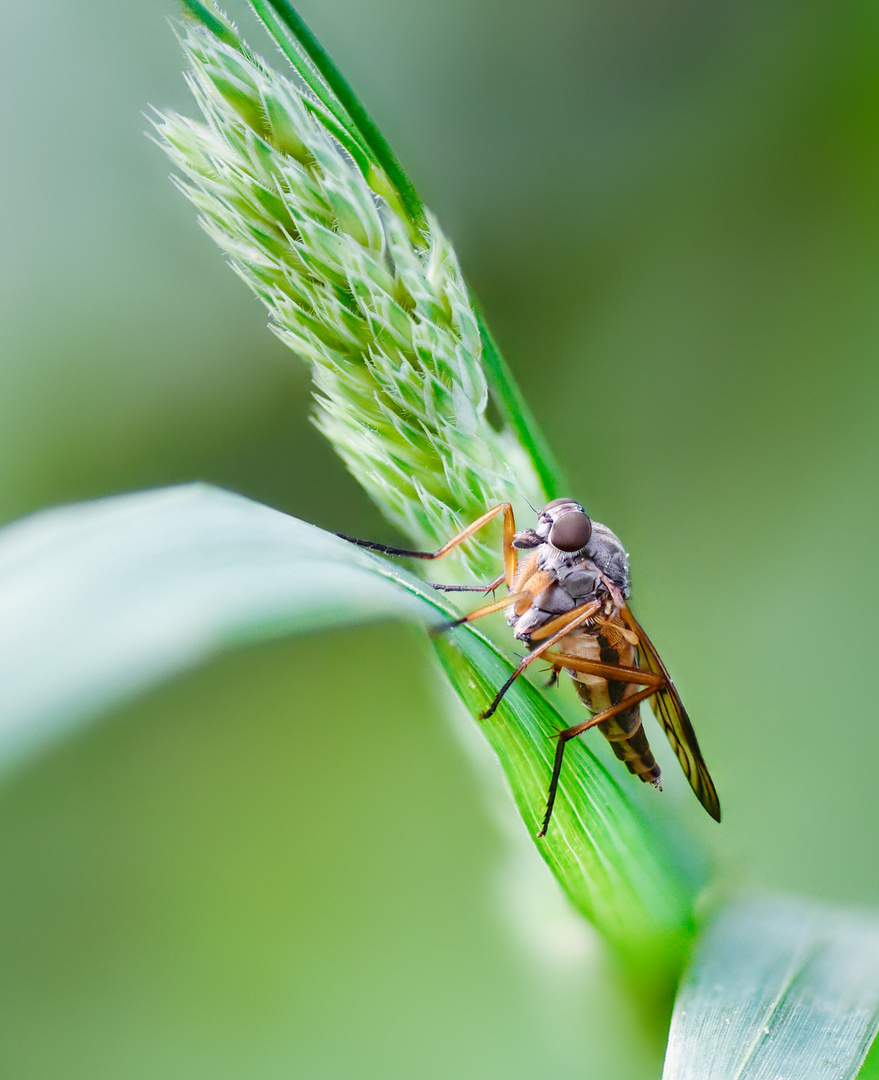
xmin=0 ymin=484 xmax=702 ymax=977
xmin=663 ymin=895 xmax=879 ymax=1079
xmin=431 ymin=630 xmax=700 ymax=976
xmin=180 ymin=0 xmax=241 ymax=46
xmin=372 ymin=576 xmax=703 ymax=976
xmin=0 ymin=484 xmax=423 ymax=762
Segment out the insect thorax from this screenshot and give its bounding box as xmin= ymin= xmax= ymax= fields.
xmin=507 ymin=516 xmax=631 ymax=642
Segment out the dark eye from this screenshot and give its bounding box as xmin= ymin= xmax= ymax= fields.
xmin=549 ymin=513 xmax=592 ymax=552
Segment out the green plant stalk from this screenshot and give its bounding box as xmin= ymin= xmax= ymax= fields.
xmin=473 ymin=305 xmax=568 ymax=498
xmin=155 ymin=1 xmax=710 ymax=982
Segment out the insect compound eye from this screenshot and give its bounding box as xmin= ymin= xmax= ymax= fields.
xmin=549 ymin=512 xmax=592 ymax=553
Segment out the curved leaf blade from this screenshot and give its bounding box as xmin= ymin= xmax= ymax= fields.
xmin=663 ymin=895 xmax=879 ymax=1080
xmin=0 ymin=484 xmax=424 ymax=762
xmin=433 ymin=630 xmax=700 ymax=971
xmin=0 ymin=483 xmax=702 ymax=975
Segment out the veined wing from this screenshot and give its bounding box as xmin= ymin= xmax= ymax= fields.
xmin=621 ymin=604 xmax=721 ymax=822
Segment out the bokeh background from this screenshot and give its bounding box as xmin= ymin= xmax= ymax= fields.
xmin=2 ymin=1 xmax=879 ymax=1076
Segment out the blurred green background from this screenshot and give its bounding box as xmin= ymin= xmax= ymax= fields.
xmin=2 ymin=0 xmax=879 ymax=1076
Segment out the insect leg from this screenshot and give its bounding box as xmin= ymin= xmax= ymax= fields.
xmin=427 ymin=572 xmax=506 ymax=594
xmin=527 ymin=601 xmax=600 ymax=642
xmin=509 ymin=550 xmax=540 ymax=593
xmin=480 ymin=600 xmax=602 ymax=719
xmin=540 ymin=651 xmax=664 ymax=687
xmin=433 ymin=590 xmax=534 ymax=633
xmin=539 ymin=684 xmax=658 ymax=838
xmin=337 ymin=503 xmax=519 ymax=588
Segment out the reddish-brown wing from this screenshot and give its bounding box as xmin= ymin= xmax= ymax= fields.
xmin=621 ymin=604 xmax=721 ymax=822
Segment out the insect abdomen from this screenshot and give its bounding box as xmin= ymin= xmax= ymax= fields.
xmin=564 ymin=630 xmax=662 ymax=789
xmin=589 ymin=697 xmax=662 ymax=787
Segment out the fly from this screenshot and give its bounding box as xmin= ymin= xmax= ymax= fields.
xmin=340 ymin=499 xmax=720 ymax=836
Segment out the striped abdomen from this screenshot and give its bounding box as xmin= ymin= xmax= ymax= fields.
xmin=559 ymin=626 xmax=662 ymax=789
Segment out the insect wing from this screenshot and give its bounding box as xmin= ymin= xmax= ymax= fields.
xmin=622 ymin=605 xmax=721 ymax=822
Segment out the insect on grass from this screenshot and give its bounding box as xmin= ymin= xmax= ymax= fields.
xmin=342 ymin=499 xmax=720 ymax=836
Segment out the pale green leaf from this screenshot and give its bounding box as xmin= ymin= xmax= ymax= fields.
xmin=0 ymin=483 xmax=702 ymax=975
xmin=0 ymin=483 xmax=423 ymax=762
xmin=663 ymin=895 xmax=879 ymax=1079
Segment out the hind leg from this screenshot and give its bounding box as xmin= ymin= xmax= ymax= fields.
xmin=539 ymin=683 xmax=659 ymax=838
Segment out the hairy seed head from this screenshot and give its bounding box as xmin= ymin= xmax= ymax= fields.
xmin=152 ymin=17 xmax=545 ymax=577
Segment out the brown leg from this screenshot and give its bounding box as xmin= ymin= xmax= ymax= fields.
xmin=510 ymin=550 xmax=540 ymax=593
xmin=435 ymin=589 xmax=534 ymax=632
xmin=337 ymin=503 xmax=519 ymax=588
xmin=528 ymin=601 xmax=599 ymax=642
xmin=538 ymin=684 xmax=658 ymax=838
xmin=480 ymin=600 xmax=602 ymax=718
xmin=541 ymin=650 xmax=664 ymax=687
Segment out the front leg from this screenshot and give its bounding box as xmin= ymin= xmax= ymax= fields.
xmin=338 ymin=502 xmax=519 ymax=588
xmin=428 ymin=573 xmax=506 ymax=594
